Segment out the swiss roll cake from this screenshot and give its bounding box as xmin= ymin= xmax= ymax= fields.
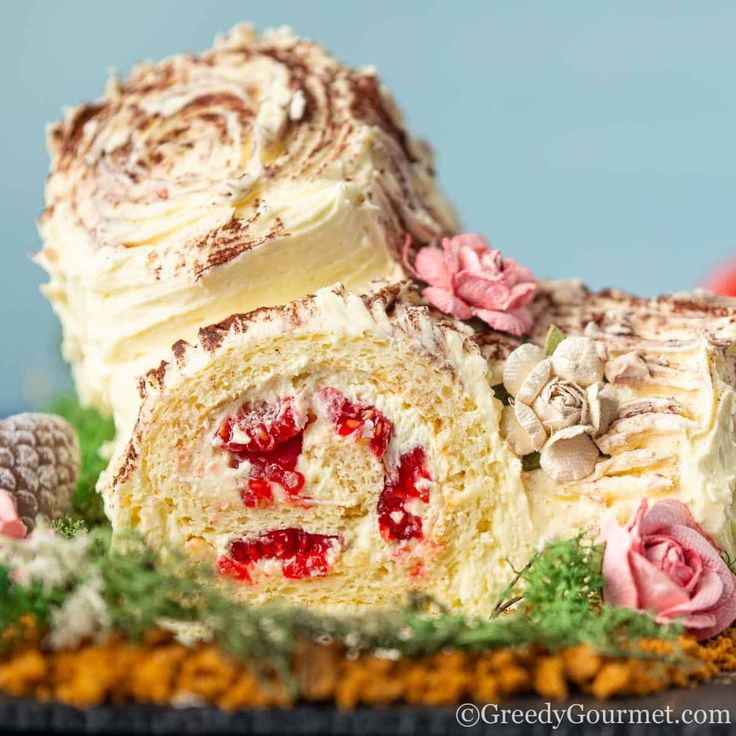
xmin=100 ymin=279 xmax=736 ymax=614
xmin=36 ymin=24 xmax=457 ymax=434
xmin=99 ymin=284 xmax=534 ymax=613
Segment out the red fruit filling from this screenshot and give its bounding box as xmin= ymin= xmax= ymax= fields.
xmin=216 ymin=397 xmax=304 ymax=452
xmin=218 ymin=528 xmax=339 ymax=581
xmin=319 ymin=387 xmax=393 ymax=459
xmin=215 ymin=398 xmax=307 ymax=507
xmin=378 ymin=447 xmax=431 ymax=542
xmin=238 ymin=434 xmax=305 ymax=507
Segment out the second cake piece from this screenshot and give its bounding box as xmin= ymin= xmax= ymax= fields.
xmin=37 ymin=24 xmax=457 ymax=435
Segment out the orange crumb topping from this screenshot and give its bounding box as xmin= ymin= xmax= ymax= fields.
xmin=1 ymin=626 xmax=736 ymax=710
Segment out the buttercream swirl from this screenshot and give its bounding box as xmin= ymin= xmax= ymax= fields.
xmin=37 ymin=24 xmax=458 ymax=431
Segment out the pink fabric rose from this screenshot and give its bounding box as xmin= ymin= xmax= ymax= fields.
xmin=403 ymin=234 xmax=536 ymax=336
xmin=0 ymin=489 xmax=26 ymax=539
xmin=601 ymin=499 xmax=736 ymax=640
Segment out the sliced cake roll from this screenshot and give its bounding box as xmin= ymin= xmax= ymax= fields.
xmin=36 ymin=24 xmax=457 ymax=435
xmin=99 ymin=284 xmax=533 ymax=613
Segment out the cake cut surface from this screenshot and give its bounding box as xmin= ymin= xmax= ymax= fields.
xmin=100 ymin=284 xmax=532 ymax=613
xmin=36 ymin=24 xmax=457 ymax=435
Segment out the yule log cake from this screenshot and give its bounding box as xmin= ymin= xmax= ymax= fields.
xmin=33 ymin=20 xmax=736 ymax=620
xmin=35 ymin=24 xmax=456 ymax=435
xmin=100 ymin=278 xmax=736 ymax=615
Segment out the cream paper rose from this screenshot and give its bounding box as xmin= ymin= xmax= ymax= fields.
xmin=500 ymin=337 xmax=617 ymax=481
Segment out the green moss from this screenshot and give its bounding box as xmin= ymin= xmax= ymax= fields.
xmin=50 ymin=517 xmax=88 ymax=539
xmin=47 ymin=394 xmax=115 ymax=527
xmin=87 ymin=532 xmax=683 ymax=672
xmin=0 ymin=564 xmax=66 ymax=653
xmin=515 ymin=535 xmax=680 ymax=656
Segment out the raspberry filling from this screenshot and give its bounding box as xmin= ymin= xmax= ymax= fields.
xmin=238 ymin=434 xmax=305 ymax=507
xmin=215 ymin=398 xmax=306 ymax=507
xmin=214 ymin=390 xmax=431 ymax=559
xmin=378 ymin=447 xmax=431 ymax=542
xmin=218 ymin=528 xmax=339 ymax=581
xmin=319 ymin=387 xmax=393 ymax=459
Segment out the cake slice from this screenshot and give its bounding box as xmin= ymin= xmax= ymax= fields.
xmin=100 ymin=284 xmax=533 ymax=613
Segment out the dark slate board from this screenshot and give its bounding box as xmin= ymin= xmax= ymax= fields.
xmin=1 ymin=683 xmax=735 ymax=736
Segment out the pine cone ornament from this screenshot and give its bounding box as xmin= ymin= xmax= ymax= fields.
xmin=0 ymin=413 xmax=80 ymax=533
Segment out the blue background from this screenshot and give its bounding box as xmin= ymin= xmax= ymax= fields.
xmin=1 ymin=1 xmax=734 ymax=416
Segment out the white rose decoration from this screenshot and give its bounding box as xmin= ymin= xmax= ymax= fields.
xmin=534 ymin=378 xmax=588 ymax=432
xmin=500 ymin=336 xmax=617 ymax=481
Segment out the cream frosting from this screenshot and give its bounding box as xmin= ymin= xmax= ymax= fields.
xmin=510 ymin=283 xmax=736 ymax=556
xmin=36 ymin=24 xmax=458 ymax=435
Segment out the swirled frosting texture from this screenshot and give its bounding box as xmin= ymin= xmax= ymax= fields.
xmin=539 ymin=285 xmax=736 ymax=553
xmin=480 ymin=283 xmax=736 ymax=557
xmin=37 ymin=24 xmax=457 ymax=431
